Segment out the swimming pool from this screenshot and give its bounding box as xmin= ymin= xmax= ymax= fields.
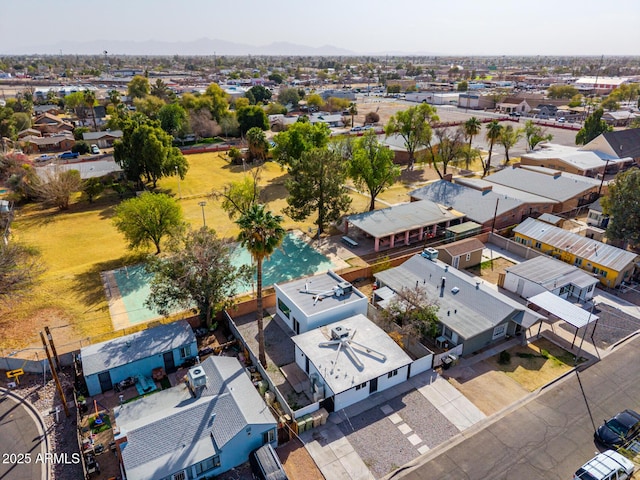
xmin=110 ymin=232 xmax=336 ymax=325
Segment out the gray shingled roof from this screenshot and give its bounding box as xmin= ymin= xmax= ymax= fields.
xmin=484 ymin=166 xmax=596 ymax=202
xmin=81 ymin=321 xmax=195 ymax=377
xmin=82 ymin=130 xmax=123 ymax=141
xmin=116 ymin=356 xmax=276 ymax=480
xmin=409 ymin=180 xmax=525 ymax=224
xmin=505 ymin=255 xmax=599 ymax=290
xmin=513 ymin=218 xmax=638 ymax=272
xmin=374 ymin=254 xmax=543 ymax=340
xmin=599 ymin=128 xmax=640 ymax=159
xmin=346 ymin=200 xmax=465 ymax=238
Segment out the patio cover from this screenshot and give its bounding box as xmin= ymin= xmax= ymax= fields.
xmin=527 ymin=291 xmax=598 ymax=329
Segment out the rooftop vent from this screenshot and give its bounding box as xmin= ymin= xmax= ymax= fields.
xmin=451 ymin=286 xmax=460 ymax=294
xmin=422 ymin=247 xmax=439 ymax=261
xmin=330 ymin=325 xmax=350 ymax=340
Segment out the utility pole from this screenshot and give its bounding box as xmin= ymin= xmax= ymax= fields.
xmin=44 ymin=326 xmax=60 ymax=371
xmin=40 ymin=331 xmax=70 ymax=417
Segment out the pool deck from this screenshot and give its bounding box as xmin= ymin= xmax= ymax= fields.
xmin=101 ymin=270 xmax=132 ymax=331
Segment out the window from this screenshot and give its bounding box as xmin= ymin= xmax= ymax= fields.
xmin=535 ymin=241 xmax=542 ymax=249
xmin=171 ymin=472 xmax=187 ymax=480
xmin=263 ymin=428 xmax=275 ymax=444
xmin=492 ymin=324 xmax=507 ymax=340
xmin=179 ymin=346 xmax=191 ymax=358
xmin=588 ymin=284 xmax=594 ymax=292
xmin=355 ymin=382 xmax=367 ymax=391
xmin=600 ymin=270 xmax=607 ymax=278
xmin=465 ymin=253 xmax=471 ymax=261
xmin=388 ymin=369 xmax=398 ymax=379
xmin=277 ymin=299 xmax=291 ymax=319
xmin=574 ymin=258 xmax=583 ymax=267
xmin=195 ymin=456 xmax=220 ymax=475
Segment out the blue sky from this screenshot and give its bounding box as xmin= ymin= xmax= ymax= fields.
xmin=2 ymin=0 xmax=639 ymax=55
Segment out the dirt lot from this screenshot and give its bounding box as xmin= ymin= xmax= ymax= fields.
xmin=446 ymin=338 xmax=576 ymax=415
xmin=466 ymin=257 xmax=516 ymax=284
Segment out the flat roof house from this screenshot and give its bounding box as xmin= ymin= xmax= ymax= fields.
xmin=291 ymin=314 xmax=414 ymax=412
xmin=502 ymin=255 xmax=599 ymax=302
xmin=512 ymin=217 xmax=638 ymax=288
xmin=114 ymin=356 xmax=277 ymax=480
xmin=274 ymin=271 xmax=368 ymax=335
xmin=81 ymin=321 xmax=197 ymax=396
xmin=375 ymin=253 xmax=545 ymax=355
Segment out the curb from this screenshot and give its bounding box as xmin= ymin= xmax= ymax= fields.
xmin=0 ymin=387 xmax=50 ymax=480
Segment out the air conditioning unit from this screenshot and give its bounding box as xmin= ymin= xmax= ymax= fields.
xmin=422 ymin=247 xmax=439 ymax=260
xmin=188 ymin=366 xmax=207 ymax=388
xmin=337 ymin=281 xmax=353 ymax=294
xmin=331 ymin=326 xmax=350 ymax=340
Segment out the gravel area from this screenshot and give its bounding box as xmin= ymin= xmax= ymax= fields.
xmin=558 ymin=302 xmax=640 ymax=350
xmin=338 ymin=389 xmax=458 ymax=479
xmin=4 ymin=368 xmax=84 ymax=480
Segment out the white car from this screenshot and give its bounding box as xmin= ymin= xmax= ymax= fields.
xmin=90 ymin=144 xmax=100 ymax=154
xmin=34 ymin=154 xmax=54 ymax=163
xmin=573 ymin=450 xmax=634 ymax=480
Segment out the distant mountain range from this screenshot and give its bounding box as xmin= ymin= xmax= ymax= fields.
xmin=4 ymin=38 xmax=359 ymax=56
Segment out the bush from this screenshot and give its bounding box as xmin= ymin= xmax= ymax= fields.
xmin=365 ymin=111 xmax=380 ymax=124
xmin=72 ymin=141 xmax=90 ymax=154
xmin=498 ymin=350 xmax=511 ymax=364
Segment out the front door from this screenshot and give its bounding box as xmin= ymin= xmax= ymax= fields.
xmin=163 ymin=351 xmax=176 ymax=373
xmin=369 ymin=377 xmax=378 ymax=394
xmin=452 ymin=256 xmax=460 ymax=269
xmin=98 ymin=371 xmax=112 ymax=393
xmin=320 ymin=396 xmax=334 ymax=413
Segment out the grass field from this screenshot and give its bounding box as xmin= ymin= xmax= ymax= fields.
xmin=0 ymin=152 xmax=375 ymax=352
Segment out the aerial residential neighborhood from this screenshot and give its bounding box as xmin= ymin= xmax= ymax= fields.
xmin=1 ymin=3 xmax=640 ymax=480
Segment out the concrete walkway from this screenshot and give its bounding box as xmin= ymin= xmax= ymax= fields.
xmin=300 ymin=370 xmax=486 ymax=480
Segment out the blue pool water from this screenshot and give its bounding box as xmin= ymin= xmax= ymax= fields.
xmin=111 ymin=233 xmax=335 ymax=324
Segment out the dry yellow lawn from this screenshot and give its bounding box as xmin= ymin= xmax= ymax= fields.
xmin=484 ymin=338 xmax=576 ymax=391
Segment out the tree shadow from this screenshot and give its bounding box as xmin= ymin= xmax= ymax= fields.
xmin=70 ymin=253 xmax=150 ymax=312
xmin=260 ymin=173 xmax=289 ymax=203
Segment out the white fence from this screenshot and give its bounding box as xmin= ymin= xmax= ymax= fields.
xmin=433 ymin=344 xmax=464 ymax=367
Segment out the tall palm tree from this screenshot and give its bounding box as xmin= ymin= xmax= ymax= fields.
xmin=348 ymin=102 xmax=358 ymax=128
xmin=236 ymin=204 xmax=285 ymax=367
xmin=462 ymin=117 xmax=482 ymax=169
xmin=83 ymin=89 xmax=97 ymax=131
xmin=484 ymin=120 xmax=503 ymax=177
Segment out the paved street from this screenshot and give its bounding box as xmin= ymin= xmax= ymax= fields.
xmin=0 ymin=390 xmax=47 ymax=480
xmin=394 ymin=335 xmax=640 ymax=480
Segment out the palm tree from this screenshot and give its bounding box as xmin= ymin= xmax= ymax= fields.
xmin=462 ymin=117 xmax=482 ymax=169
xmin=483 ymin=120 xmax=503 ymax=177
xmin=236 ymin=204 xmax=285 ymax=367
xmin=348 ymin=102 xmax=358 ymax=128
xmin=246 ymin=127 xmax=268 ymax=162
xmin=499 ymin=125 xmax=523 ymax=164
xmin=83 ymin=89 xmax=97 ymax=131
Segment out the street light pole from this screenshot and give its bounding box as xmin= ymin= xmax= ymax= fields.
xmin=175 ymin=166 xmax=181 ymax=199
xmin=198 ymin=201 xmax=206 ymax=227
xmin=597 ymin=158 xmax=611 ymax=197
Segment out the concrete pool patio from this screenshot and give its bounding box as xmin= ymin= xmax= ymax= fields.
xmin=102 ymin=230 xmax=352 ymax=330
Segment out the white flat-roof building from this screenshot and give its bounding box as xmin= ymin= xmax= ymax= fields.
xmin=291 ymin=314 xmax=414 ymax=412
xmin=274 ymin=271 xmax=368 ymax=334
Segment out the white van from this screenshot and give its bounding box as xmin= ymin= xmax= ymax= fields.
xmin=573 ymin=450 xmax=634 ymax=480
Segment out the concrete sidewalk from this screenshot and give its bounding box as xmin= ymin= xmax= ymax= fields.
xmin=301 ymin=370 xmax=486 ymax=480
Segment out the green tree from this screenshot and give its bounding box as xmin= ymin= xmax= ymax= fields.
xmin=305 ymin=93 xmax=324 ymax=110
xmin=108 ymin=89 xmax=121 ymax=109
xmin=349 ymin=130 xmax=400 ymax=211
xmin=127 ymin=75 xmax=150 ymax=99
xmin=133 ymin=95 xmax=166 ymax=119
xmin=462 ymin=117 xmax=482 ymax=169
xmin=145 ymin=227 xmax=249 ymax=328
xmin=523 ymin=120 xmax=553 ymax=151
xmin=247 ymin=85 xmax=272 ymax=104
xmin=246 ymin=127 xmax=269 ymax=162
xmin=236 ymin=204 xmax=286 ymax=367
xmin=576 ymin=108 xmax=612 ymax=145
xmin=385 ymin=103 xmax=439 ymax=169
xmin=499 ymin=124 xmax=524 ymax=164
xmin=601 ymin=168 xmax=640 ymax=249
xmin=272 ymin=121 xmax=330 ymax=166
xmin=236 ymin=105 xmax=268 ymax=134
xmin=215 ymin=168 xmax=261 ymax=220
xmin=114 ymin=114 xmax=188 ymax=189
xmin=457 ymin=81 xmax=468 ymax=92
xmin=150 ymin=79 xmax=173 ymax=101
xmin=547 ymin=85 xmax=579 ymax=99
xmin=64 ymin=91 xmax=87 ymax=121
xmin=83 ymin=89 xmax=97 ymax=131
xmin=203 ymin=83 xmax=229 ymax=123
xmin=379 ymin=284 xmax=440 ymax=340
xmin=483 ymin=120 xmax=503 ymax=177
xmin=430 ymin=127 xmax=466 ymax=178
xmin=568 ymin=94 xmax=584 ymax=108
xmin=83 ymin=177 xmax=105 ymax=203
xmin=113 ymin=192 xmax=184 ymax=254
xmin=35 ymin=168 xmax=82 ymax=210
xmin=158 ymin=102 xmax=188 ymax=137
xmin=285 ymin=148 xmax=351 ymax=235
xmin=600 ymin=97 xmax=619 ymax=111
xmin=277 ymin=87 xmax=300 ymax=107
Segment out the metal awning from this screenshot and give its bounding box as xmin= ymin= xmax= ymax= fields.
xmin=527 ymin=291 xmax=598 ymax=329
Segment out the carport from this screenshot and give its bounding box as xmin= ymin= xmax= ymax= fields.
xmin=527 ymin=291 xmax=599 ymax=357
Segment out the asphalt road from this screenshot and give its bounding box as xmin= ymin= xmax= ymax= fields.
xmin=0 ymin=391 xmax=46 ymax=480
xmin=395 ymin=335 xmax=640 ymax=480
